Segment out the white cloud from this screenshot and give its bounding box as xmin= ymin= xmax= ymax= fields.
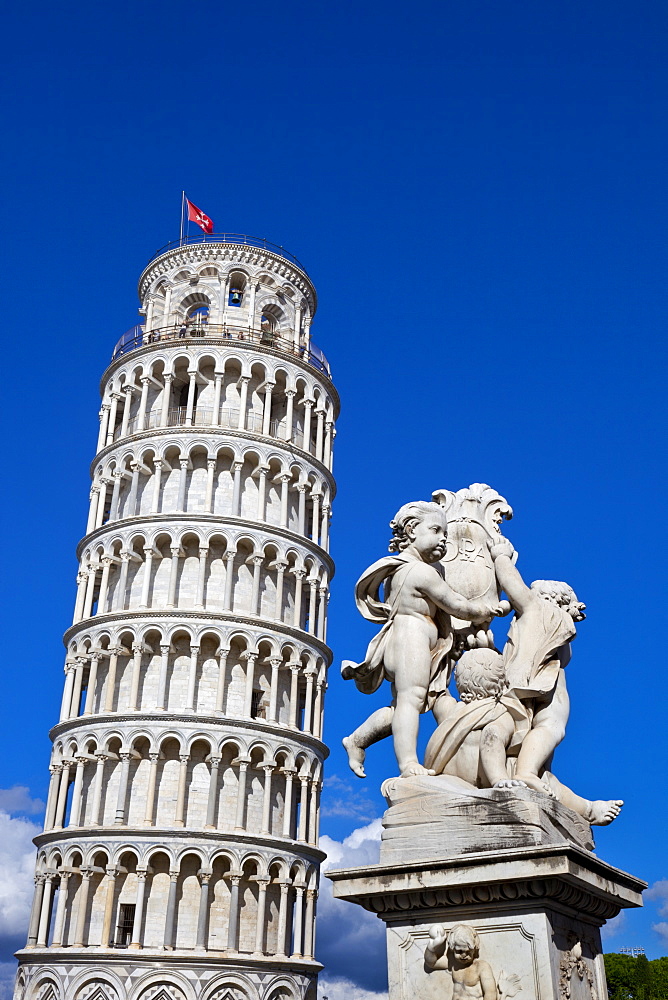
xmin=317 ymin=819 xmax=387 ymax=994
xmin=652 ymin=922 xmax=668 ymax=946
xmin=601 ymin=911 xmax=627 ymax=940
xmin=0 ymin=788 xmax=44 ymax=817
xmin=321 ymin=775 xmax=379 ymax=822
xmin=646 ymin=879 xmax=668 ymax=916
xmin=0 ymin=809 xmax=40 ymax=945
xmin=318 ymin=976 xmax=388 ymax=1000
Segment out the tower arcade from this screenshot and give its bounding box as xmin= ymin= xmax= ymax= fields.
xmin=15 ymin=235 xmax=338 ymax=1000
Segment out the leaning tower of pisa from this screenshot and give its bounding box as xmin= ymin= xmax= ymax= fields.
xmin=15 ymin=235 xmax=338 ymax=1000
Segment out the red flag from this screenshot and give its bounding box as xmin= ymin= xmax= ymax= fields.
xmin=186 ymin=198 xmax=214 ymax=234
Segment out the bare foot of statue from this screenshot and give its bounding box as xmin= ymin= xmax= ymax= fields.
xmin=493 ymin=779 xmax=528 ymax=789
xmin=514 ymin=772 xmax=557 ymax=798
xmin=342 ymin=735 xmax=366 ymax=778
xmin=587 ymin=799 xmax=624 ymax=826
xmin=400 ymin=761 xmax=436 ymax=778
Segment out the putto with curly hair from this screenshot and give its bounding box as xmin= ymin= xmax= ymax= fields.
xmin=455 ymin=648 xmax=506 ymax=704
xmin=388 ymin=500 xmax=448 ymax=552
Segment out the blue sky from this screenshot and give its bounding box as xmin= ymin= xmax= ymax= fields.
xmin=0 ymin=0 xmax=667 ymax=993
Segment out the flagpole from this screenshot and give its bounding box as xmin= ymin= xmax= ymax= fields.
xmin=179 ymin=191 xmax=185 ymax=246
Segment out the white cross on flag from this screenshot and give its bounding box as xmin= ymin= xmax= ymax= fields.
xmin=186 ymin=198 xmax=214 ymax=234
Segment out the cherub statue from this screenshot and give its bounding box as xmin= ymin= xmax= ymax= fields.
xmin=341 ymin=501 xmax=506 ymax=778
xmin=425 ymin=647 xmax=623 ymax=825
xmin=425 ymin=923 xmax=521 ymax=1000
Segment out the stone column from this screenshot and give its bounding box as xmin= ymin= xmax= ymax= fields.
xmin=313 ymin=680 xmax=325 ymax=740
xmin=196 ymin=872 xmax=211 ymax=950
xmin=304 ymin=889 xmax=317 ymax=959
xmin=288 ymin=662 xmax=301 ymax=729
xmin=292 ymin=570 xmax=305 ymax=629
xmin=129 ymin=642 xmax=144 ymax=712
xmin=237 ymin=376 xmax=250 ymax=431
xmin=223 ymin=549 xmax=236 ymax=610
xmin=51 ymin=871 xmax=70 ymax=948
xmin=114 ymin=751 xmax=133 ymax=824
xmin=303 ymin=667 xmax=316 ymax=733
xmin=195 ymin=547 xmax=208 ymax=608
xmin=119 ymin=385 xmax=133 ymax=437
xmin=297 ymin=776 xmax=309 ymax=842
xmin=211 ymin=373 xmax=223 ymax=426
xmin=273 ymin=561 xmax=287 ymax=621
xmin=256 ymin=465 xmax=268 ymax=520
xmin=226 ymin=873 xmax=242 ymax=952
xmin=318 ymin=584 xmax=328 ymax=639
xmin=156 ymin=644 xmax=170 ymax=710
xmin=174 ymin=754 xmax=190 ymax=826
xmin=54 ymin=761 xmax=72 ymax=829
xmin=26 ymin=876 xmax=45 ymax=948
xmin=100 ymin=868 xmax=119 ymax=948
xmin=129 ymin=869 xmax=148 ymax=948
xmin=215 ymin=647 xmax=229 ymax=714
xmin=160 ymin=373 xmax=173 ymax=427
xmin=143 ymin=752 xmax=160 ymax=826
xmin=71 ymin=657 xmax=86 ymax=717
xmin=105 ymin=393 xmax=120 ymax=445
xmin=69 ymin=756 xmax=87 ymax=827
xmin=268 ymin=657 xmax=282 ymax=722
xmin=139 ymin=548 xmax=154 ymax=608
xmin=127 ymin=461 xmax=140 ymax=516
xmin=233 ymin=758 xmax=250 ymax=830
xmin=150 ymin=458 xmax=164 ymax=513
xmin=44 ymin=765 xmax=61 ymax=830
xmin=167 ymin=546 xmax=181 ymax=607
xmin=302 ymin=398 xmax=314 ymax=452
xmin=177 ymin=458 xmax=189 ymax=511
xmin=96 ymin=557 xmax=112 ymax=614
xmin=277 ymin=881 xmax=289 ymax=956
xmin=205 ymin=756 xmax=222 ymax=829
xmin=36 ymin=873 xmax=56 ymax=947
xmin=324 ymin=420 xmax=333 ymax=469
xmin=108 ymin=470 xmax=122 ymax=521
xmin=306 ymin=577 xmax=318 ymax=636
xmin=163 ymin=870 xmax=179 ymax=950
xmin=137 ymin=376 xmax=151 ymax=431
xmin=104 ymin=646 xmax=121 ymax=712
xmin=310 ymin=492 xmax=321 ymax=545
xmin=115 ymin=551 xmax=130 ymax=611
xmin=90 ymin=754 xmax=107 ymax=826
xmin=279 ymin=474 xmax=291 ymax=527
xmin=315 ymin=408 xmax=325 ymax=462
xmin=254 ymin=878 xmax=270 ymax=954
xmin=296 ymin=484 xmax=307 ymax=534
xmin=185 ymin=644 xmax=200 ymax=712
xmin=250 ymin=554 xmax=263 ymax=615
xmin=262 ymin=381 xmax=274 ymax=436
xmin=260 ymin=763 xmax=274 ymax=835
xmin=83 ymin=652 xmax=101 ymax=714
xmin=291 ymin=884 xmax=305 ymax=958
xmin=73 ymin=869 xmax=93 ymax=947
xmin=308 ymin=779 xmax=320 ymax=844
xmin=95 ymin=480 xmax=109 ymax=529
xmin=205 ymin=459 xmax=217 ymax=512
xmin=73 ymin=571 xmax=87 ymax=623
xmin=282 ymin=768 xmax=296 ymax=837
xmin=242 ymin=651 xmax=257 ymax=717
xmin=86 ymin=486 xmax=100 ymax=534
xmin=284 ymin=389 xmax=295 ymax=441
xmin=231 ymin=460 xmax=243 ymax=515
xmin=185 ymin=371 xmax=198 ymax=424
xmin=82 ymin=564 xmax=98 ymax=619
xmin=59 ymin=662 xmax=76 ymax=722
xmin=97 ymin=402 xmax=111 ymax=450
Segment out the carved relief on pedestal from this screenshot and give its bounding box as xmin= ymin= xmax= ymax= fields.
xmin=425 ymin=924 xmax=522 ymax=1000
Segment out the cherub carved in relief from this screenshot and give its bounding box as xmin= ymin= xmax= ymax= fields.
xmin=425 ymin=923 xmax=521 ymax=1000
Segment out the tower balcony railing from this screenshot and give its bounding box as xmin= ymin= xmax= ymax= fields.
xmin=143 ymin=232 xmax=310 ymax=274
xmin=112 ymin=322 xmax=331 ymax=378
xmin=113 ymin=405 xmax=284 ymax=441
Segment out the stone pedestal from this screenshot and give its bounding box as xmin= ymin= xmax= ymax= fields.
xmin=327 ymin=780 xmax=645 ymax=1000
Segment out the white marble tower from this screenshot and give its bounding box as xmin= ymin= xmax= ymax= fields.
xmin=15 ymin=235 xmax=338 ymax=1000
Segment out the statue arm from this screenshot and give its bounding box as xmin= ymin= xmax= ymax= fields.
xmin=421 ymin=568 xmax=495 ymax=622
xmin=478 ymin=961 xmax=498 ymax=1000
xmin=491 ymin=551 xmax=532 ymax=614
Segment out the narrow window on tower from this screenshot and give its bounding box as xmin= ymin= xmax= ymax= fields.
xmin=228 ymin=272 xmax=247 ymax=306
xmin=115 ymin=903 xmax=135 ymax=947
xmin=250 ymin=689 xmax=264 ymax=719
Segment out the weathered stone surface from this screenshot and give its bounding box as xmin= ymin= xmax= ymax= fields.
xmin=380 ymin=776 xmax=594 ymax=863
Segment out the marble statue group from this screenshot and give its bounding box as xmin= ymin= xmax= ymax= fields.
xmin=341 ymin=484 xmax=623 ymax=827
